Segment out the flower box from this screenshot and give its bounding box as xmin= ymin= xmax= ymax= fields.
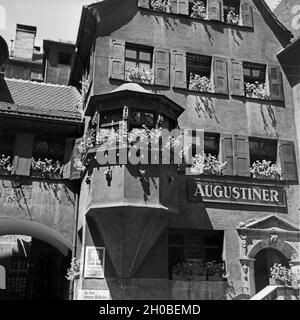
xmin=126 ymin=67 xmax=154 ymax=85
xmin=250 ymin=160 xmax=282 ymax=181
xmin=189 ymin=74 xmax=212 ymax=92
xmin=226 ymin=10 xmax=239 ymax=24
xmin=150 ymin=0 xmax=170 ymax=12
xmin=207 ymin=275 xmax=223 ymax=281
xmin=190 ymin=1 xmax=207 ymax=19
xmin=190 ymin=275 xmax=206 ymax=281
xmin=244 ymin=82 xmax=270 ymax=100
xmin=31 ymin=170 xmax=63 ymax=180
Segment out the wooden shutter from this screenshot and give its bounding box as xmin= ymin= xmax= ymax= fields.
xmin=231 ymin=59 xmax=244 ymax=96
xmin=70 ymin=138 xmax=83 ymax=180
xmin=240 ymin=0 xmax=253 ymax=27
xmin=108 ymin=39 xmax=125 ymax=80
xmin=171 ymin=49 xmax=186 ymax=89
xmin=278 ymin=140 xmax=298 ymax=181
xmin=138 ymin=0 xmax=150 ymax=9
xmin=234 ymin=135 xmax=250 ymax=177
xmin=208 ymin=0 xmax=221 ymax=21
xmin=63 ymin=138 xmax=75 ymax=179
xmin=213 ymin=56 xmax=228 ymax=94
xmin=268 ymin=65 xmax=284 ymax=101
xmin=178 ymin=0 xmax=189 ymax=15
xmin=12 ymin=133 xmax=35 ymax=176
xmin=220 ymin=134 xmax=234 ymax=175
xmin=154 ymin=48 xmax=170 ymax=87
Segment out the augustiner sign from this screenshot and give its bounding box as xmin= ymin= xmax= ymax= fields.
xmin=188 ymin=179 xmax=286 ymax=207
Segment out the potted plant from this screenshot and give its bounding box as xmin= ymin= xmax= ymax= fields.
xmin=66 ymin=258 xmax=81 ymax=281
xmin=249 ymin=160 xmax=282 ymax=180
xmin=150 ymin=0 xmax=170 ymax=12
xmin=205 ymin=261 xmax=226 ymax=281
xmin=189 ymin=73 xmax=213 ymax=92
xmin=190 ymin=153 xmax=227 ymax=176
xmin=31 ymin=158 xmax=64 ymax=179
xmin=270 ymin=263 xmax=296 ymax=287
xmin=226 ymin=10 xmax=239 ymax=24
xmin=244 ymin=81 xmax=270 ymax=100
xmin=126 ymin=66 xmax=154 ymax=85
xmin=0 ymin=154 xmax=13 ymax=175
xmin=190 ymin=0 xmax=207 ymax=19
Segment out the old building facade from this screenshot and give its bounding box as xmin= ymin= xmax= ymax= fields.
xmin=69 ymin=0 xmax=300 ymax=300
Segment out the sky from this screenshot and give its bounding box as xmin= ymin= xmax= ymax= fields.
xmin=0 ymin=0 xmax=280 ymax=48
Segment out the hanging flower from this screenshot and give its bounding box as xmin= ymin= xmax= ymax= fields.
xmin=190 ymin=0 xmax=207 ymax=19
xmin=66 ymin=258 xmax=81 ymax=281
xmin=127 ymin=66 xmax=154 ymax=85
xmin=189 ymin=73 xmax=213 ymax=92
xmin=31 ymin=158 xmax=64 ymax=178
xmin=0 ymin=154 xmax=13 ymax=172
xmin=150 ymin=0 xmax=170 ymax=12
xmin=249 ymin=160 xmax=282 ymax=180
xmin=226 ymin=10 xmax=239 ymax=24
xmin=191 ymin=152 xmax=227 ymax=175
xmin=270 ymin=263 xmax=296 ymax=286
xmin=244 ymin=82 xmax=270 ymax=99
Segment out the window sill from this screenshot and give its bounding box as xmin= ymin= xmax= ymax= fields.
xmin=231 ymin=94 xmax=285 ymax=106
xmin=139 ymin=7 xmax=254 ymax=31
xmin=174 ymin=86 xmax=229 ymax=98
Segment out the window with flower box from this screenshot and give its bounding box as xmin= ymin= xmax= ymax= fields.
xmin=230 ymin=60 xmax=284 ymax=101
xmin=109 ymin=39 xmax=170 ymax=87
xmin=249 ymin=138 xmax=277 ymax=165
xmin=168 ymin=229 xmax=224 ymax=280
xmin=138 ymin=0 xmax=253 ymax=27
xmin=0 ymin=133 xmax=15 ymax=174
xmin=173 ymin=51 xmax=228 ymax=94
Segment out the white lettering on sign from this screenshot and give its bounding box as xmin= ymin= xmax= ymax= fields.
xmin=190 ymin=180 xmax=285 ymax=207
xmin=291 ymin=5 xmax=300 ymax=30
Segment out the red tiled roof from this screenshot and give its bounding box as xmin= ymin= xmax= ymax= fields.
xmin=0 ymin=78 xmax=82 ymax=120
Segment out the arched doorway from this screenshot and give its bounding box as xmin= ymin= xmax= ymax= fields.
xmin=0 ymin=235 xmax=71 ymax=300
xmin=254 ymin=248 xmax=289 ymax=293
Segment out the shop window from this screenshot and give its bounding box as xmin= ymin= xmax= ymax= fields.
xmin=58 ymin=52 xmax=71 ymax=66
xmin=32 ymin=138 xmax=64 ymax=162
xmin=249 ymin=138 xmax=277 ymax=165
xmin=125 ymin=44 xmax=153 ymax=83
xmin=223 ymin=0 xmax=240 ymax=24
xmin=187 ymin=53 xmax=212 ymax=92
xmin=168 ymin=229 xmax=224 ymax=280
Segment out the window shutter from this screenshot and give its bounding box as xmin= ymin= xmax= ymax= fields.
xmin=12 ymin=133 xmax=35 ymax=176
xmin=108 ymin=39 xmax=125 ymax=80
xmin=220 ymin=134 xmax=234 ymax=175
xmin=178 ymin=0 xmax=189 ymax=15
xmin=70 ymin=138 xmax=84 ymax=180
xmin=138 ymin=0 xmax=150 ymax=9
xmin=208 ymin=0 xmax=221 ymax=21
xmin=63 ymin=138 xmax=75 ymax=179
xmin=240 ymin=0 xmax=253 ymax=27
xmin=171 ymin=49 xmax=186 ymax=89
xmin=213 ymin=56 xmax=228 ymax=94
xmin=231 ymin=59 xmax=244 ymax=96
xmin=278 ymin=140 xmax=298 ymax=181
xmin=234 ymin=135 xmax=250 ymax=177
xmin=268 ymin=65 xmax=284 ymax=101
xmin=154 ymin=48 xmax=170 ymax=87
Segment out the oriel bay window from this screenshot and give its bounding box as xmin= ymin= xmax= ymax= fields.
xmin=138 ymin=0 xmax=253 ymax=27
xmin=109 ymin=39 xmax=170 ymax=86
xmin=168 ymin=229 xmax=224 ymax=280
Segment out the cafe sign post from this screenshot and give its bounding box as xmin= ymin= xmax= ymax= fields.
xmin=188 ymin=179 xmax=286 ymax=207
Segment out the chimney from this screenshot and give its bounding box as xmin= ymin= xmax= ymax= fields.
xmin=13 ymin=24 xmax=37 ymax=60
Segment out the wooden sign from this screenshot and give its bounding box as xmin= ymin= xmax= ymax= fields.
xmin=188 ymin=179 xmax=286 ymax=207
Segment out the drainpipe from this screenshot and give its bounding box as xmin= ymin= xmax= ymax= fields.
xmin=68 ymin=182 xmax=80 ymax=300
